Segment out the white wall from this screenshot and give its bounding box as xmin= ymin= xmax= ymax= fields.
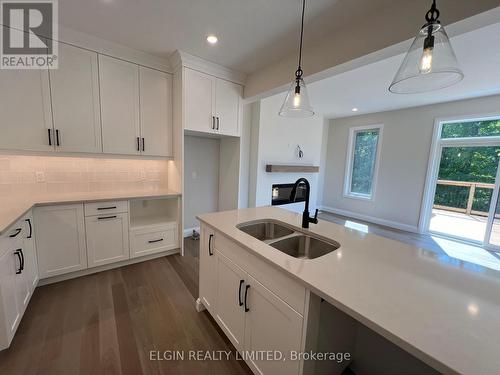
xmin=219 ymin=137 xmax=240 ymax=211
xmin=184 ymin=135 xmax=220 ymax=230
xmin=249 ymin=92 xmax=325 ymax=213
xmin=321 ymin=94 xmax=500 ymax=231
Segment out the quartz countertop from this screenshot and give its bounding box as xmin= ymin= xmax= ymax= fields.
xmin=0 ymin=189 xmax=180 ymax=235
xmin=197 ymin=206 xmax=500 ymax=375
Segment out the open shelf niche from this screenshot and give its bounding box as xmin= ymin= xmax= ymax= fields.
xmin=129 ymin=197 xmax=180 ymax=230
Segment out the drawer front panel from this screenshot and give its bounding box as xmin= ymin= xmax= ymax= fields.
xmin=84 ymin=201 xmax=128 ymax=216
xmin=130 ymin=224 xmax=178 ymax=258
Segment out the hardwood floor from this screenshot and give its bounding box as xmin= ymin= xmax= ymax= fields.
xmin=0 ymin=238 xmax=252 ymax=375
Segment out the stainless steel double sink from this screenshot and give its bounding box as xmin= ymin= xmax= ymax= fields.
xmin=236 ymin=220 xmax=340 ymax=260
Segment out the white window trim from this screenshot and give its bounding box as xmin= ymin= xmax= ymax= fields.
xmin=343 ymin=124 xmax=384 ymax=201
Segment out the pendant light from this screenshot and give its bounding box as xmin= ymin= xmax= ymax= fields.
xmin=389 ymin=0 xmax=464 ymax=94
xmin=279 ymin=0 xmax=314 ymax=117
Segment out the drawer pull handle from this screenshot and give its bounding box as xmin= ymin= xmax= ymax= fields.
xmin=25 ymin=219 xmax=32 ymax=239
xmin=148 ymin=238 xmax=164 ymax=243
xmin=98 ymin=215 xmax=117 ymax=220
xmin=208 ymin=234 xmax=214 ymax=256
xmin=238 ymin=280 xmax=244 ymax=307
xmin=97 ymin=206 xmax=117 ymax=210
xmin=9 ymin=228 xmax=22 ymax=238
xmin=244 ymin=285 xmax=250 ymax=312
xmin=14 ymin=249 xmax=23 ymax=274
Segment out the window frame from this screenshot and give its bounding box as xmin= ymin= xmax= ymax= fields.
xmin=343 ymin=124 xmax=384 ymax=201
xmin=419 ymin=113 xmax=500 ymax=236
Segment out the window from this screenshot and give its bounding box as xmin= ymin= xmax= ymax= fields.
xmin=441 ymin=118 xmax=500 ymax=139
xmin=344 ymin=125 xmax=383 ymax=200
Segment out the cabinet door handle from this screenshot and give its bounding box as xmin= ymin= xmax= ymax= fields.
xmin=97 ymin=206 xmax=117 ymax=210
xmin=98 ymin=215 xmax=117 ymax=220
xmin=19 ymin=248 xmax=24 ymax=271
xmin=244 ymin=285 xmax=250 ymax=312
xmin=148 ymin=238 xmax=164 ymax=243
xmin=9 ymin=228 xmax=22 ymax=238
xmin=55 ymin=129 xmax=60 ymax=146
xmin=25 ymin=219 xmax=32 ymax=239
xmin=238 ymin=280 xmax=244 ymax=307
xmin=212 ymin=116 xmax=216 ymax=130
xmin=47 ymin=129 xmax=52 ymax=146
xmin=142 ymin=137 xmax=145 ymax=152
xmin=137 ymin=137 xmax=140 ymax=151
xmin=14 ymin=250 xmax=22 ymax=274
xmin=208 ymin=234 xmax=214 ymax=256
xmin=216 ymin=117 xmax=220 ymax=130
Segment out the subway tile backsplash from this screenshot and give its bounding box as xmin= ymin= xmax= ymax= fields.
xmin=0 ymin=155 xmax=169 ymax=197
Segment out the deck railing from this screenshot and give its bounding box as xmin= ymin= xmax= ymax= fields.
xmin=434 ymin=179 xmax=495 ymax=217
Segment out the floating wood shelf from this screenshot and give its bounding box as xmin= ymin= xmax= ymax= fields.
xmin=265 ymin=164 xmax=319 ymax=173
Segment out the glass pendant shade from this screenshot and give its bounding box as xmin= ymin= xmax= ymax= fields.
xmin=389 ymin=22 xmax=463 ymax=94
xmin=279 ymin=77 xmax=314 ymax=117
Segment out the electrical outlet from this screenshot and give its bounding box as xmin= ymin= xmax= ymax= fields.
xmin=35 ymin=171 xmax=45 ymax=183
xmin=140 ymin=170 xmax=146 ymax=181
xmin=192 ymin=171 xmax=197 ymax=180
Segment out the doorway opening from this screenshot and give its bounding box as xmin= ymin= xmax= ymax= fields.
xmin=422 ymin=116 xmax=500 ymax=249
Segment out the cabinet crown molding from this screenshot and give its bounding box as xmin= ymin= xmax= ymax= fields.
xmin=170 ymin=50 xmax=246 ymax=86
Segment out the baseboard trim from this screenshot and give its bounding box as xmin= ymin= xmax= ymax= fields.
xmin=183 ymin=226 xmax=200 ymax=237
xmin=319 ymin=206 xmax=419 ymax=233
xmin=38 ymin=248 xmax=180 ymax=286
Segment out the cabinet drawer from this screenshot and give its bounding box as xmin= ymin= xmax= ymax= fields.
xmin=130 ymin=224 xmax=178 ymax=258
xmin=84 ymin=201 xmax=128 ymax=216
xmin=214 ymin=232 xmax=306 ymax=315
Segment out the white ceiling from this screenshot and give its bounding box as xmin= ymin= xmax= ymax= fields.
xmin=58 ymin=0 xmax=404 ymax=74
xmin=58 ymin=0 xmax=330 ymax=73
xmin=308 ymin=22 xmax=500 ymax=119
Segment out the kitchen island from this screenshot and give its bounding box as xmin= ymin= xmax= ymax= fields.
xmin=197 ymin=206 xmax=500 ymax=375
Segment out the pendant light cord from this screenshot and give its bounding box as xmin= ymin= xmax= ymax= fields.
xmin=295 ymin=0 xmax=306 ymax=79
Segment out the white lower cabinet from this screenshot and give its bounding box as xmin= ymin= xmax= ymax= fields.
xmin=85 ymin=213 xmax=130 ymax=268
xmin=200 ymin=226 xmax=305 ymax=375
xmin=215 ymin=251 xmax=246 ymax=351
xmin=0 ymin=246 xmax=20 ymax=350
xmin=0 ymin=212 xmax=39 ymax=350
xmin=22 ymin=212 xmax=38 ymax=293
xmin=199 ymin=226 xmax=217 ymax=314
xmin=34 ymin=204 xmax=87 ymax=278
xmin=244 ymin=274 xmax=303 ymax=375
xmin=1 ymin=198 xmax=179 ymax=351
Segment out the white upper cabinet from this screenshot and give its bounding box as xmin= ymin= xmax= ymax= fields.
xmin=184 ymin=68 xmax=215 ymax=134
xmin=49 ymin=43 xmax=102 ymax=153
xmin=0 ymin=28 xmax=173 ymax=157
xmin=0 ymin=69 xmax=53 ymax=152
xmin=184 ymin=67 xmax=242 ymax=137
xmin=99 ymin=55 xmax=141 ymax=155
xmin=215 ymin=78 xmax=242 ymax=137
xmin=139 ymin=66 xmax=173 ymax=157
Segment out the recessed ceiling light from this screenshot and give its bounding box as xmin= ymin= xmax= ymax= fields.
xmin=352 ymin=107 xmax=359 ymax=112
xmin=206 ymin=35 xmax=218 ymax=45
